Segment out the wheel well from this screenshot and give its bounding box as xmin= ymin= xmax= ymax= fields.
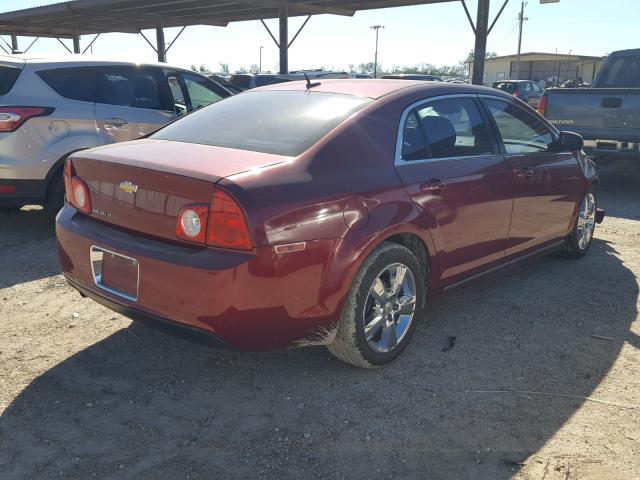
xmin=385 ymin=233 xmax=430 ymax=297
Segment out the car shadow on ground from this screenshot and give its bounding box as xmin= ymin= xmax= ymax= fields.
xmin=0 ymin=208 xmax=59 ymax=288
xmin=0 ymin=236 xmax=637 ymax=479
xmin=597 ymin=160 xmax=640 ymax=220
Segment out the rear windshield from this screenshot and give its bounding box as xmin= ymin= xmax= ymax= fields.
xmin=151 ymin=91 xmax=372 ymax=156
xmin=597 ymin=54 xmax=640 ymax=88
xmin=0 ymin=65 xmax=22 ymax=95
xmin=493 ymin=82 xmax=517 ymax=92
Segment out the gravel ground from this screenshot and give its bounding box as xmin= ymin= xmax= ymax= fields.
xmin=1 ymin=161 xmax=639 ymax=480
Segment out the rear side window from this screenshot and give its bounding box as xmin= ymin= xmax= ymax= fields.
xmin=0 ymin=66 xmax=22 ymax=95
xmin=597 ymin=54 xmax=640 ymax=88
xmin=37 ymin=67 xmax=97 ymax=102
xmin=96 ymin=66 xmax=171 ymax=110
xmin=494 ymin=82 xmax=516 ymax=93
xmin=401 ymin=97 xmax=493 ymax=161
xmin=151 ymin=91 xmax=372 ymax=156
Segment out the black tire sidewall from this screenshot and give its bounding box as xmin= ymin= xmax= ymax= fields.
xmin=352 ymin=246 xmax=425 ymax=366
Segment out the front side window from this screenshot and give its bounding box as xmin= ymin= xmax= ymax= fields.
xmin=37 ymin=67 xmax=96 ymax=102
xmin=151 ymin=90 xmax=372 ymax=156
xmin=96 ymin=67 xmax=170 ymax=110
xmin=180 ymin=72 xmax=225 ymax=110
xmin=401 ymin=97 xmax=493 ymax=161
xmin=484 ymin=99 xmax=554 ymax=154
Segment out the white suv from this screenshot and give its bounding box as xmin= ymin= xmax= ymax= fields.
xmin=0 ymin=56 xmax=231 ymax=213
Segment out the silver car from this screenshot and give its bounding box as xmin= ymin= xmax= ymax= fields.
xmin=0 ymin=56 xmax=231 ymax=213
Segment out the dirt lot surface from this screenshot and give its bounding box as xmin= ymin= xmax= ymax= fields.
xmin=1 ymin=162 xmax=639 ymax=480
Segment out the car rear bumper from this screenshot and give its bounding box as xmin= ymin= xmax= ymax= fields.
xmin=583 ymin=140 xmax=640 ymax=159
xmin=56 ymin=206 xmax=344 ymax=352
xmin=0 ymin=178 xmax=47 ymax=205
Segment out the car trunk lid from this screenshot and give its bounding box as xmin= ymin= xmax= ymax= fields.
xmin=70 ymin=139 xmax=288 ymax=243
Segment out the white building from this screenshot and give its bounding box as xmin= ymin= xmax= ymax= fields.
xmin=470 ymin=52 xmax=604 ymax=87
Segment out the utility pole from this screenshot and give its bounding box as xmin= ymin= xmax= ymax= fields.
xmin=370 ymin=25 xmax=384 ymax=79
xmin=259 ymin=46 xmax=263 ymax=73
xmin=515 ymin=1 xmax=528 ymax=80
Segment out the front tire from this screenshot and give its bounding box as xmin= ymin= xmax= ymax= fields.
xmin=327 ymin=242 xmax=426 ymax=368
xmin=566 ymin=189 xmax=597 ymax=259
xmin=44 ymin=170 xmax=65 ymax=218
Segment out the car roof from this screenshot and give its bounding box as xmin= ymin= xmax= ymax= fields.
xmin=0 ymin=54 xmax=189 ymax=70
xmin=254 ymin=78 xmax=492 ymax=100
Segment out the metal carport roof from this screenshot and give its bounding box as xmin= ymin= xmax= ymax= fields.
xmin=0 ymin=0 xmax=503 ymax=83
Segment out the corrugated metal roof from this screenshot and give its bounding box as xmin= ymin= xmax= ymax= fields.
xmin=0 ymin=0 xmax=457 ymax=37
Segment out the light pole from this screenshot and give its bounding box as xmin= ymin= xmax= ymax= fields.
xmin=259 ymin=46 xmax=263 ymax=73
xmin=514 ymin=1 xmax=528 ymax=80
xmin=370 ymin=25 xmax=384 ymax=79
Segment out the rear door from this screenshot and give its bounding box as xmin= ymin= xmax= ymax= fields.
xmin=94 ymin=65 xmax=177 ymax=145
xmin=481 ymin=97 xmax=581 ymax=256
xmin=394 ymin=95 xmax=513 ymax=284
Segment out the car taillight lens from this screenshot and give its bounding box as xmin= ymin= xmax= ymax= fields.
xmin=0 ymin=107 xmax=54 ymax=132
xmin=537 ymin=94 xmax=548 ymax=117
xmin=207 ymin=190 xmax=253 ymax=251
xmin=175 ymin=190 xmax=253 ymax=250
xmin=176 ymin=205 xmax=209 ymax=244
xmin=70 ymin=176 xmax=92 ymax=213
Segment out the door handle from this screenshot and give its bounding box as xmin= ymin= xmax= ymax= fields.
xmin=515 ymin=168 xmax=534 ymax=178
xmin=105 ymin=117 xmax=128 ymax=127
xmin=420 ymin=179 xmax=445 ymax=193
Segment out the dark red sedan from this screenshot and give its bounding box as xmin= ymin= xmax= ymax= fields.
xmin=57 ymin=79 xmax=603 ymax=368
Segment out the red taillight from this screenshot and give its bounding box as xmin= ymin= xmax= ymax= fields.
xmin=176 ymin=205 xmax=209 ymax=244
xmin=513 ymin=90 xmax=521 ymax=98
xmin=0 ymin=107 xmax=53 ymax=132
xmin=537 ymin=94 xmax=548 ymax=117
xmin=64 ymin=159 xmax=92 ymax=214
xmin=174 ymin=190 xmax=253 ymax=250
xmin=0 ymin=185 xmax=16 ymax=194
xmin=207 ymin=190 xmax=253 ymax=251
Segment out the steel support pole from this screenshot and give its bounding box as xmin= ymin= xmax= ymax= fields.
xmin=156 ymin=22 xmax=166 ymax=63
xmin=72 ymin=34 xmax=80 ymax=54
xmin=10 ymin=34 xmax=18 ymax=54
xmin=279 ymin=0 xmax=288 ymax=74
xmin=471 ymin=0 xmax=490 ymax=85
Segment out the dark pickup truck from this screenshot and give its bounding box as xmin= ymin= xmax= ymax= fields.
xmin=538 ymin=48 xmax=640 ymax=164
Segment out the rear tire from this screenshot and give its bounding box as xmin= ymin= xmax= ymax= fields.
xmin=566 ymin=188 xmax=597 ymax=259
xmin=44 ymin=170 xmax=65 ymax=218
xmin=327 ymin=242 xmax=426 ymax=368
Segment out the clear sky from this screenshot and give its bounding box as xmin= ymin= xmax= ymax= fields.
xmin=1 ymin=0 xmax=638 ymax=72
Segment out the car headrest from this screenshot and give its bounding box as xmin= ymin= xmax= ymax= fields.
xmin=420 ymin=115 xmax=456 ymax=157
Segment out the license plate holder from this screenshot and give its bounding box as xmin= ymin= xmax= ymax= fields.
xmin=90 ymin=246 xmax=139 ymax=301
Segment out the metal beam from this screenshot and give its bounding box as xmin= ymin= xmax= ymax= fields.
xmin=56 ymin=37 xmax=72 ymax=53
xmin=82 ymin=33 xmax=100 ymax=53
xmin=72 ymin=34 xmax=80 ymax=53
xmin=156 ymin=21 xmax=166 ymax=62
xmin=260 ymin=19 xmax=279 ymax=48
xmin=165 ymin=25 xmax=186 ymax=53
xmin=471 ymin=0 xmax=490 ymax=85
xmin=279 ymin=0 xmax=288 ymax=74
xmin=460 ymin=0 xmax=475 ymax=35
xmin=23 ymin=36 xmax=39 ymax=53
xmin=10 ymin=33 xmax=18 ymax=53
xmin=288 ymin=14 xmax=311 ymax=48
xmin=488 ymin=0 xmax=510 ymax=34
xmin=140 ymin=30 xmax=157 ymax=52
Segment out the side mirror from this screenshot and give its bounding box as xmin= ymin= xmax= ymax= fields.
xmin=555 ymin=131 xmax=584 ymax=152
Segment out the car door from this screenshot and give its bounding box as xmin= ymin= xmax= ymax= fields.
xmin=94 ymin=65 xmax=177 ymax=145
xmin=481 ymin=97 xmax=582 ymax=257
xmin=394 ymin=96 xmax=513 ymax=284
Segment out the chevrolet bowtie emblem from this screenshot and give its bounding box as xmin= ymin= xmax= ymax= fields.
xmin=119 ymin=181 xmax=139 ymax=194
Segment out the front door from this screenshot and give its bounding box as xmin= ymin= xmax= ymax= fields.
xmin=394 ymin=96 xmax=513 ymax=284
xmin=482 ymin=97 xmax=582 ymax=257
xmin=94 ymin=66 xmax=177 ymax=145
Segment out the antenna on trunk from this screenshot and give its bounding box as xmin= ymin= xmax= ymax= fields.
xmin=304 ymin=72 xmax=321 ymax=90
